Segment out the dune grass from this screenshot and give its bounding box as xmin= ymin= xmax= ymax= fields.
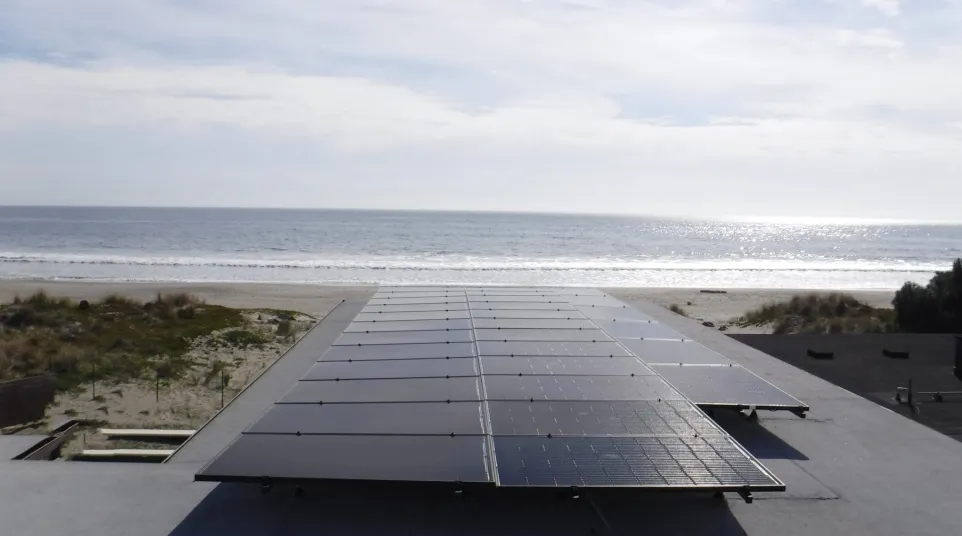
xmin=668 ymin=304 xmax=689 ymax=317
xmin=737 ymin=292 xmax=895 ymax=334
xmin=0 ymin=291 xmax=247 ymax=390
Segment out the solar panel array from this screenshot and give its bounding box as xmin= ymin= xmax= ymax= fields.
xmin=197 ymin=287 xmax=799 ymax=491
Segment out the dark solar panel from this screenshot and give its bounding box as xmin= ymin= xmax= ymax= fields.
xmin=483 ymin=375 xmax=683 ymax=401
xmin=362 ymin=304 xmax=470 ymax=313
xmin=480 ymin=356 xmax=652 ymax=376
xmin=620 ymin=339 xmax=733 ymax=365
xmin=468 ymin=296 xmax=562 ymax=303
xmin=472 ymin=303 xmax=577 ymax=311
xmin=278 ymin=377 xmax=482 ymax=403
xmin=652 ymin=365 xmax=808 ymax=410
xmin=471 ymin=310 xmax=588 ymax=319
xmin=493 ymin=436 xmax=781 ymax=488
xmin=246 ymin=402 xmax=485 ymax=435
xmin=575 ymin=306 xmax=657 ymax=322
xmin=303 ymin=359 xmax=479 ymax=380
xmin=472 ymin=318 xmax=597 ymax=330
xmin=564 ymin=296 xmax=627 ymax=307
xmin=605 ymin=321 xmax=687 ymax=340
xmin=354 ymin=311 xmax=472 ymax=322
xmin=345 ymin=319 xmax=473 ymax=332
xmin=320 ymin=343 xmax=476 ymax=361
xmin=487 ymin=400 xmax=722 ymax=437
xmin=368 ymin=297 xmax=467 ymax=305
xmin=333 ymin=330 xmax=474 ymax=346
xmin=478 ymin=341 xmax=631 ymax=357
xmin=475 ymin=329 xmax=612 ymax=342
xmin=198 ymin=434 xmax=490 ymax=483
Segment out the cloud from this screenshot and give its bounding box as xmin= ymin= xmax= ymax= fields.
xmin=0 ymin=0 xmax=961 ymax=218
xmin=863 ymin=0 xmax=901 ymax=17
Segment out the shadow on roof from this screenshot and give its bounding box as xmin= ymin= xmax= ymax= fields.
xmin=169 ymin=481 xmax=749 ymax=535
xmin=712 ymin=411 xmax=809 ymax=461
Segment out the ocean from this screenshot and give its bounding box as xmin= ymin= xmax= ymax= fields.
xmin=0 ymin=206 xmax=959 ymax=289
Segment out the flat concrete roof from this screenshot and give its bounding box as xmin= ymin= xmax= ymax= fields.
xmin=2 ymin=288 xmax=961 ymax=536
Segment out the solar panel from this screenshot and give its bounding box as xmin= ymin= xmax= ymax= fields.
xmin=575 ymin=306 xmax=656 ymax=322
xmin=493 ymin=436 xmax=781 ymax=488
xmin=303 ymin=359 xmax=479 ymax=380
xmin=472 ymin=318 xmax=597 ymax=330
xmin=278 ymin=377 xmax=482 ymax=403
xmin=354 ymin=311 xmax=472 ymax=322
xmin=246 ymin=402 xmax=485 ymax=435
xmin=333 ymin=330 xmax=474 ymax=346
xmin=486 ymin=400 xmax=722 ymax=436
xmin=483 ymin=375 xmax=683 ymax=401
xmin=362 ymin=304 xmax=470 ymax=313
xmin=604 ymin=321 xmax=687 ymax=340
xmin=472 ymin=303 xmax=578 ymax=311
xmin=619 ymin=339 xmax=733 ymax=365
xmin=197 ymin=287 xmax=793 ymax=495
xmin=652 ymin=364 xmax=809 ymax=410
xmin=320 ymin=343 xmax=476 ymax=361
xmin=475 ymin=329 xmax=612 ymax=342
xmin=198 ymin=435 xmax=490 ymax=483
xmin=471 ymin=310 xmax=587 ymax=319
xmin=344 ymin=319 xmax=473 ymax=332
xmin=478 ymin=341 xmax=631 ymax=357
xmin=368 ymin=297 xmax=467 ymax=305
xmin=480 ymin=356 xmax=653 ymax=376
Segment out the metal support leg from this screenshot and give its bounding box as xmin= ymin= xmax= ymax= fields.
xmin=738 ymin=489 xmax=754 ymax=504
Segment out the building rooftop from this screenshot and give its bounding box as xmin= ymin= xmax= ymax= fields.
xmin=2 ymin=289 xmax=962 ymax=535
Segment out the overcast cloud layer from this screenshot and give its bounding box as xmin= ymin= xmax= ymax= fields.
xmin=1 ymin=0 xmax=961 ymax=220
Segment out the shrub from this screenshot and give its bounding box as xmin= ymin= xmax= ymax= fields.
xmin=893 ymin=259 xmax=962 ymax=333
xmin=668 ymin=304 xmax=688 ymax=317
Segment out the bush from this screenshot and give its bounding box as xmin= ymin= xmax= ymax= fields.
xmin=668 ymin=304 xmax=688 ymax=317
xmin=893 ymin=259 xmax=962 ymax=333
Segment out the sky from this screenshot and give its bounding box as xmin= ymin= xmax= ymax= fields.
xmin=1 ymin=0 xmax=961 ymax=220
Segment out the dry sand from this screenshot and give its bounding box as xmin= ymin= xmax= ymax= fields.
xmin=607 ymin=287 xmax=894 ymax=334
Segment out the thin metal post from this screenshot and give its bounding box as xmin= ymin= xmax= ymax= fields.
xmin=91 ymin=362 xmax=96 ymax=399
xmin=156 ymin=369 xmax=160 ymax=404
xmin=221 ymin=369 xmax=226 ymax=408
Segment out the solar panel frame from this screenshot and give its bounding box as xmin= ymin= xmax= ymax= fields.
xmin=278 ymin=377 xmax=483 ymax=403
xmin=474 ymin=329 xmax=613 ymax=342
xmin=245 ymin=402 xmax=486 ymax=436
xmin=344 ymin=319 xmax=473 ymax=332
xmin=303 ymin=359 xmax=479 ymax=380
xmin=651 ymin=364 xmax=809 ymax=411
xmin=333 ymin=330 xmax=474 ymax=346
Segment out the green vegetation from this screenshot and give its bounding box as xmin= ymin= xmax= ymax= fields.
xmin=738 ymin=293 xmax=895 ymax=334
xmin=668 ymin=304 xmax=689 ymax=317
xmin=893 ymin=259 xmax=962 ymax=333
xmin=0 ymin=291 xmax=245 ymax=390
xmin=217 ymin=329 xmax=271 ymax=348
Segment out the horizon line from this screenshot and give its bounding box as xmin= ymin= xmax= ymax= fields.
xmin=1 ymin=204 xmax=960 ymax=226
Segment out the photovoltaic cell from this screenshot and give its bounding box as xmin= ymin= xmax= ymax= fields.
xmin=652 ymin=365 xmax=808 ymax=410
xmin=620 ymin=339 xmax=733 ymax=365
xmin=320 ymin=343 xmax=475 ymax=361
xmin=483 ymin=375 xmax=683 ymax=401
xmin=278 ymin=377 xmax=482 ymax=403
xmin=480 ymin=356 xmax=653 ymax=376
xmin=198 ymin=434 xmax=490 ymax=483
xmin=468 ymin=296 xmax=563 ymax=303
xmin=303 ymin=359 xmax=479 ymax=380
xmin=246 ymin=402 xmax=485 ymax=435
xmin=478 ymin=341 xmax=631 ymax=357
xmin=333 ymin=330 xmax=474 ymax=346
xmin=474 ymin=329 xmax=612 ymax=342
